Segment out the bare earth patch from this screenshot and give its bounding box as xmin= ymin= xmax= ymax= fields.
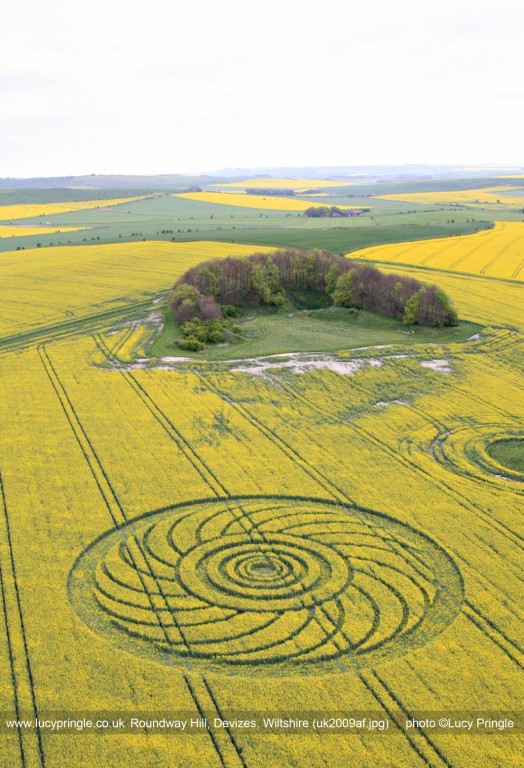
xmin=420 ymin=359 xmax=452 ymax=373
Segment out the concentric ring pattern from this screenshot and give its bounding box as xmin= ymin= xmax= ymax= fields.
xmin=431 ymin=423 xmax=524 ymax=488
xmin=68 ymin=497 xmax=463 ymax=674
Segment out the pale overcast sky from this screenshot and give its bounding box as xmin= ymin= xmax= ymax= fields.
xmin=0 ymin=0 xmax=522 ymax=177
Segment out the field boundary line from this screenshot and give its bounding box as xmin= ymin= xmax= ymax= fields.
xmin=193 ymin=371 xmax=460 ymax=766
xmin=362 ymin=256 xmax=524 ymax=286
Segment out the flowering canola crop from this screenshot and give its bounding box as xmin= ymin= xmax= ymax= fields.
xmin=348 ymin=221 xmax=524 ymax=280
xmin=0 ymin=224 xmax=85 ymax=238
xmin=377 ymin=185 xmax=524 ymax=207
xmin=173 ymin=191 xmax=357 ymax=211
xmin=0 ymin=238 xmax=521 ymax=768
xmin=0 ymin=240 xmax=274 ymax=340
xmin=0 ymin=195 xmax=152 ymax=222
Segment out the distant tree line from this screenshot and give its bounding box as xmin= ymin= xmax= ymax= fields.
xmin=245 ymin=188 xmax=296 ymax=196
xmin=168 ymin=249 xmax=458 ymax=349
xmin=305 ymin=206 xmax=344 ymax=217
xmin=304 ymin=206 xmax=369 ymax=217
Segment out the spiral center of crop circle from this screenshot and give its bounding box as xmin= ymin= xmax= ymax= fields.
xmin=250 ymin=560 xmax=279 ymax=576
xmin=178 ymin=534 xmax=351 ymax=612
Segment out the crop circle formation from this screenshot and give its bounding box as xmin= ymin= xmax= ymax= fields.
xmin=432 ymin=424 xmax=524 ymax=487
xmin=69 ymin=497 xmax=463 ymax=674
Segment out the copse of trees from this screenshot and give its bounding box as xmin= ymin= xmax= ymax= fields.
xmin=168 ymin=284 xmax=242 ymax=351
xmin=173 ymin=250 xmax=343 ymax=310
xmin=168 ymin=249 xmax=458 ymax=345
xmin=304 ymin=206 xmax=345 ymax=217
xmin=329 ymin=263 xmax=458 ymax=326
xmin=304 ymin=206 xmax=370 ymax=217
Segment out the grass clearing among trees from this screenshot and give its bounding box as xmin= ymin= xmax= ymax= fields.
xmin=150 ymin=302 xmax=481 ymax=360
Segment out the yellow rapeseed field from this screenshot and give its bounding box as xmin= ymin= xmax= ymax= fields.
xmin=0 ymin=240 xmax=274 ymax=340
xmin=375 ymin=262 xmax=524 ymax=328
xmin=348 ymin=221 xmax=524 ymax=280
xmin=0 ymin=195 xmax=151 ymax=222
xmin=214 ymin=178 xmax=351 ymax=189
xmin=378 ymin=185 xmax=524 ymax=207
xmin=0 ymin=238 xmax=522 ymax=767
xmin=174 ymin=191 xmax=356 ymax=211
xmin=0 ymin=224 xmax=85 ymax=238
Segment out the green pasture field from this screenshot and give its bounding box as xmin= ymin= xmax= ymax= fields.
xmin=346 ymin=176 xmax=517 ymax=195
xmin=0 ymin=188 xmax=149 ymax=205
xmin=208 ymin=176 xmax=512 ymax=196
xmin=0 ymin=185 xmax=516 ymax=255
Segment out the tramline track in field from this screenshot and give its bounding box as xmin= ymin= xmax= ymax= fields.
xmin=240 ymin=371 xmax=524 ymax=672
xmin=0 ymin=298 xmax=160 ymax=357
xmin=0 ymin=470 xmax=46 ymax=768
xmin=188 ymin=371 xmax=461 ymax=768
xmin=87 ymin=335 xmax=459 ymax=766
xmin=36 ymin=343 xmax=250 ymax=768
xmin=92 ymin=335 xmax=359 ymax=668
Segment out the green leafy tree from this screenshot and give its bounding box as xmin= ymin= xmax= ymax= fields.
xmin=198 ymin=267 xmax=219 ymax=296
xmin=326 ymin=264 xmax=341 ymax=296
xmin=403 ymin=288 xmax=425 ymax=325
xmin=182 ymin=318 xmax=208 ymax=342
xmin=251 ymin=258 xmax=285 ymax=304
xmin=434 ymin=288 xmax=458 ymax=325
xmin=169 ymin=283 xmax=200 ymax=310
xmin=332 ymin=271 xmax=358 ymax=307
